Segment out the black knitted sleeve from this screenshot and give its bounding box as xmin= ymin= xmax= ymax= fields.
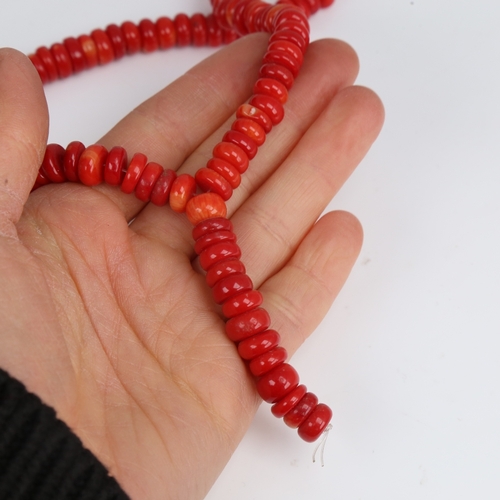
xmin=0 ymin=368 xmax=130 ymax=500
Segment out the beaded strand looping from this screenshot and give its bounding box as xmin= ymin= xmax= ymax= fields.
xmin=29 ymin=0 xmax=335 ymax=443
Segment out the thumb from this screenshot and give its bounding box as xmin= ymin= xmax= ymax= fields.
xmin=0 ymin=48 xmax=48 ymax=233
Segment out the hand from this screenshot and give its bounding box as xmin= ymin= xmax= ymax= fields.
xmin=0 ymin=35 xmax=383 ymax=500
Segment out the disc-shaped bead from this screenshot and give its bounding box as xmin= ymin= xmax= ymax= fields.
xmin=50 ymin=43 xmax=72 ymax=78
xmin=105 ymin=25 xmax=126 ymax=59
xmin=206 ymin=14 xmax=224 ymax=46
xmin=63 ymin=37 xmax=87 ymax=73
xmin=150 ymin=169 xmax=176 ymax=206
xmin=275 ymin=20 xmax=310 ymax=45
xmin=199 ymin=241 xmax=241 ymax=271
xmin=174 ymin=14 xmax=192 ymax=46
xmin=121 ymin=153 xmax=148 ymax=194
xmin=270 ymin=28 xmax=309 ymax=54
xmin=225 ymin=307 xmax=271 ymax=342
xmin=170 ymin=173 xmax=197 ymax=212
xmin=213 ymin=142 xmax=249 ymax=173
xmin=259 ymin=62 xmax=294 ymax=90
xmin=34 ymin=169 xmax=51 ymax=189
xmin=121 ymin=21 xmax=142 ymax=54
xmin=222 ymin=130 xmax=258 ymax=159
xmin=222 ymin=289 xmax=263 ymax=318
xmin=254 ymin=78 xmax=288 ymax=104
xmin=35 ymin=46 xmax=58 ymax=81
xmin=194 ymin=229 xmax=236 ymax=255
xmin=212 ymin=273 xmax=253 ymax=305
xmin=256 ymin=363 xmax=300 ymax=403
xmin=207 ymin=158 xmax=241 ymax=188
xmin=63 ymin=141 xmax=85 ymax=182
xmin=249 ymin=346 xmax=288 ymax=377
xmin=104 ymin=146 xmax=128 ymax=186
xmin=191 ymin=13 xmax=208 ymax=46
xmin=91 ymin=29 xmax=114 ymax=64
xmin=78 ymin=145 xmax=107 ymax=186
xmin=237 ymin=103 xmax=273 ymax=132
xmin=28 ymin=54 xmax=49 ymax=84
xmin=192 ymin=217 xmax=233 ymax=241
xmin=263 ymin=48 xmax=302 ymax=77
xmin=271 ymin=384 xmax=307 ymax=418
xmin=139 ymin=19 xmax=159 ymax=53
xmin=283 ymin=392 xmax=318 ymax=428
xmin=195 ymin=168 xmax=233 ymax=201
xmin=297 ymin=403 xmax=333 ymax=442
xmin=41 ymin=144 xmax=66 ymax=183
xmin=77 ymin=35 xmax=98 ymax=68
xmin=135 ymin=162 xmax=163 ymax=202
xmin=231 ymin=118 xmax=266 ymax=146
xmin=249 ymin=95 xmax=284 ymax=125
xmin=205 ymin=258 xmax=246 ymax=288
xmin=237 ymin=329 xmax=280 ymax=360
xmin=185 ymin=193 xmax=227 ymax=225
xmin=156 ymin=17 xmax=177 ymax=49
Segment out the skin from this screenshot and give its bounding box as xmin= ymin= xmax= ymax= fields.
xmin=0 ymin=34 xmax=383 ymax=500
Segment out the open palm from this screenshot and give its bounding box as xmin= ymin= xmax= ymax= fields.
xmin=0 ymin=35 xmax=383 ymax=500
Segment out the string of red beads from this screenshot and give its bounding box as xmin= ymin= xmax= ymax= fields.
xmin=28 ymin=0 xmax=336 ymax=443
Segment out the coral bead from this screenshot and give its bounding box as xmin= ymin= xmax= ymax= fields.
xmin=78 ymin=35 xmax=98 ymax=68
xmin=78 ymin=145 xmax=107 ymax=186
xmin=207 ymin=158 xmax=241 ymax=188
xmin=199 ymin=241 xmax=241 ymax=271
xmin=254 ymin=78 xmax=288 ymax=104
xmin=135 ymin=162 xmax=163 ymax=202
xmin=34 ymin=169 xmax=51 ymax=189
xmin=256 ymin=363 xmax=300 ymax=403
xmin=104 ymin=146 xmax=128 ymax=186
xmin=185 ymin=192 xmax=227 ymax=225
xmin=121 ymin=153 xmax=148 ymax=194
xmin=213 ymin=142 xmax=249 ymax=174
xmin=41 ymin=144 xmax=66 ymax=183
xmin=225 ymin=308 xmax=271 ymax=342
xmin=231 ymin=118 xmax=266 ymax=146
xmin=175 ymin=14 xmax=192 ymax=46
xmin=297 ymin=403 xmax=333 ymax=442
xmin=63 ymin=37 xmax=87 ymax=73
xmin=259 ymin=63 xmax=294 ymax=90
xmin=105 ymin=25 xmax=126 ymax=60
xmin=249 ymin=94 xmax=285 ymax=125
xmin=283 ymin=392 xmax=318 ymax=428
xmin=121 ymin=21 xmax=142 ymax=54
xmin=237 ymin=329 xmax=281 ymax=360
xmin=205 ymin=259 xmax=246 ymax=288
xmin=194 ymin=230 xmax=236 ymax=255
xmin=63 ymin=141 xmax=85 ymax=182
xmin=28 ymin=54 xmax=49 ymax=84
xmin=195 ymin=168 xmax=233 ymax=201
xmin=35 ymin=47 xmax=58 ymax=81
xmin=156 ymin=17 xmax=177 ymax=49
xmin=170 ymin=173 xmax=196 ymax=212
xmin=50 ymin=43 xmax=73 ymax=78
xmin=237 ymin=103 xmax=273 ymax=133
xmin=249 ymin=346 xmax=288 ymax=377
xmin=275 ymin=20 xmax=310 ymax=46
xmin=222 ymin=289 xmax=263 ymax=318
xmin=150 ymin=169 xmax=176 ymax=206
xmin=212 ymin=273 xmax=253 ymax=305
xmin=91 ymin=29 xmax=114 ymax=64
xmin=191 ymin=13 xmax=208 ymax=46
xmin=222 ymin=130 xmax=258 ymax=160
xmin=192 ymin=217 xmax=233 ymax=241
xmin=269 ymin=28 xmax=309 ymax=54
xmin=139 ymin=19 xmax=159 ymax=53
xmin=271 ymin=384 xmax=307 ymax=418
xmin=206 ymin=14 xmax=224 ymax=46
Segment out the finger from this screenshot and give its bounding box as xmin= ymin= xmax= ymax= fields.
xmin=260 ymin=210 xmax=363 ymax=355
xmin=0 ymin=48 xmax=48 ymax=234
xmin=131 ymin=38 xmax=360 ymax=253
xmin=93 ymin=33 xmax=271 ymax=222
xmin=234 ymin=85 xmax=384 ymax=286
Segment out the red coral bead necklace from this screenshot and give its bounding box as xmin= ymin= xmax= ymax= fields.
xmin=28 ymin=0 xmax=336 ymax=444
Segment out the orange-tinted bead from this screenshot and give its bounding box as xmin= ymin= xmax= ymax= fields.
xmin=192 ymin=217 xmax=233 ymax=241
xmin=91 ymin=29 xmax=114 ymax=64
xmin=212 ymin=273 xmax=253 ymax=305
xmin=156 ymin=17 xmax=176 ymax=49
xmin=41 ymin=144 xmax=66 ymax=183
xmin=105 ymin=24 xmax=126 ymax=60
xmin=63 ymin=141 xmax=85 ymax=182
xmin=256 ymin=363 xmax=300 ymax=403
xmin=222 ymin=289 xmax=263 ymax=318
xmin=195 ymin=168 xmax=233 ymax=201
xmin=78 ymin=145 xmax=107 ymax=186
xmin=269 ymin=28 xmax=309 ymax=54
xmin=297 ymin=403 xmax=333 ymax=442
xmin=50 ymin=43 xmax=72 ymax=78
xmin=237 ymin=103 xmax=273 ymax=132
xmin=191 ymin=13 xmax=208 ymax=46
xmin=213 ymin=142 xmax=249 ymax=173
xmin=121 ymin=153 xmax=148 ymax=194
xmin=63 ymin=37 xmax=87 ymax=73
xmin=207 ymin=158 xmax=241 ymax=188
xmin=283 ymin=392 xmax=318 ymax=428
xmin=35 ymin=46 xmax=58 ymax=81
xmin=254 ymin=78 xmax=288 ymax=104
xmin=225 ymin=307 xmax=271 ymax=342
xmin=194 ymin=230 xmax=236 ymax=255
xmin=249 ymin=94 xmax=285 ymax=125
xmin=139 ymin=19 xmax=158 ymax=53
xmin=135 ymin=162 xmax=163 ymax=202
xmin=222 ymin=130 xmax=258 ymax=160
xmin=170 ymin=173 xmax=196 ymax=212
xmin=271 ymin=384 xmax=307 ymax=418
xmin=28 ymin=54 xmax=49 ymax=84
xmin=206 ymin=258 xmax=246 ymax=288
xmin=150 ymin=169 xmax=176 ymax=206
xmin=174 ymin=14 xmax=192 ymax=46
xmin=237 ymin=329 xmax=281 ymax=360
xmin=199 ymin=241 xmax=241 ymax=271
xmin=104 ymin=146 xmax=128 ymax=186
xmin=249 ymin=346 xmax=288 ymax=377
xmin=121 ymin=21 xmax=142 ymax=54
xmin=186 ymin=192 xmax=227 ymax=225
xmin=78 ymin=35 xmax=98 ymax=68
xmin=231 ymin=118 xmax=266 ymax=146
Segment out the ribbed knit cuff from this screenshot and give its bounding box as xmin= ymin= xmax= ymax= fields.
xmin=0 ymin=368 xmax=130 ymax=500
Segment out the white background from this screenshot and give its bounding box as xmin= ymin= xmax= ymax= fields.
xmin=2 ymin=1 xmax=500 ymax=498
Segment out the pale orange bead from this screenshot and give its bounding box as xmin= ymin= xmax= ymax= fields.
xmin=186 ymin=193 xmax=227 ymax=226
xmin=169 ymin=173 xmax=196 ymax=213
